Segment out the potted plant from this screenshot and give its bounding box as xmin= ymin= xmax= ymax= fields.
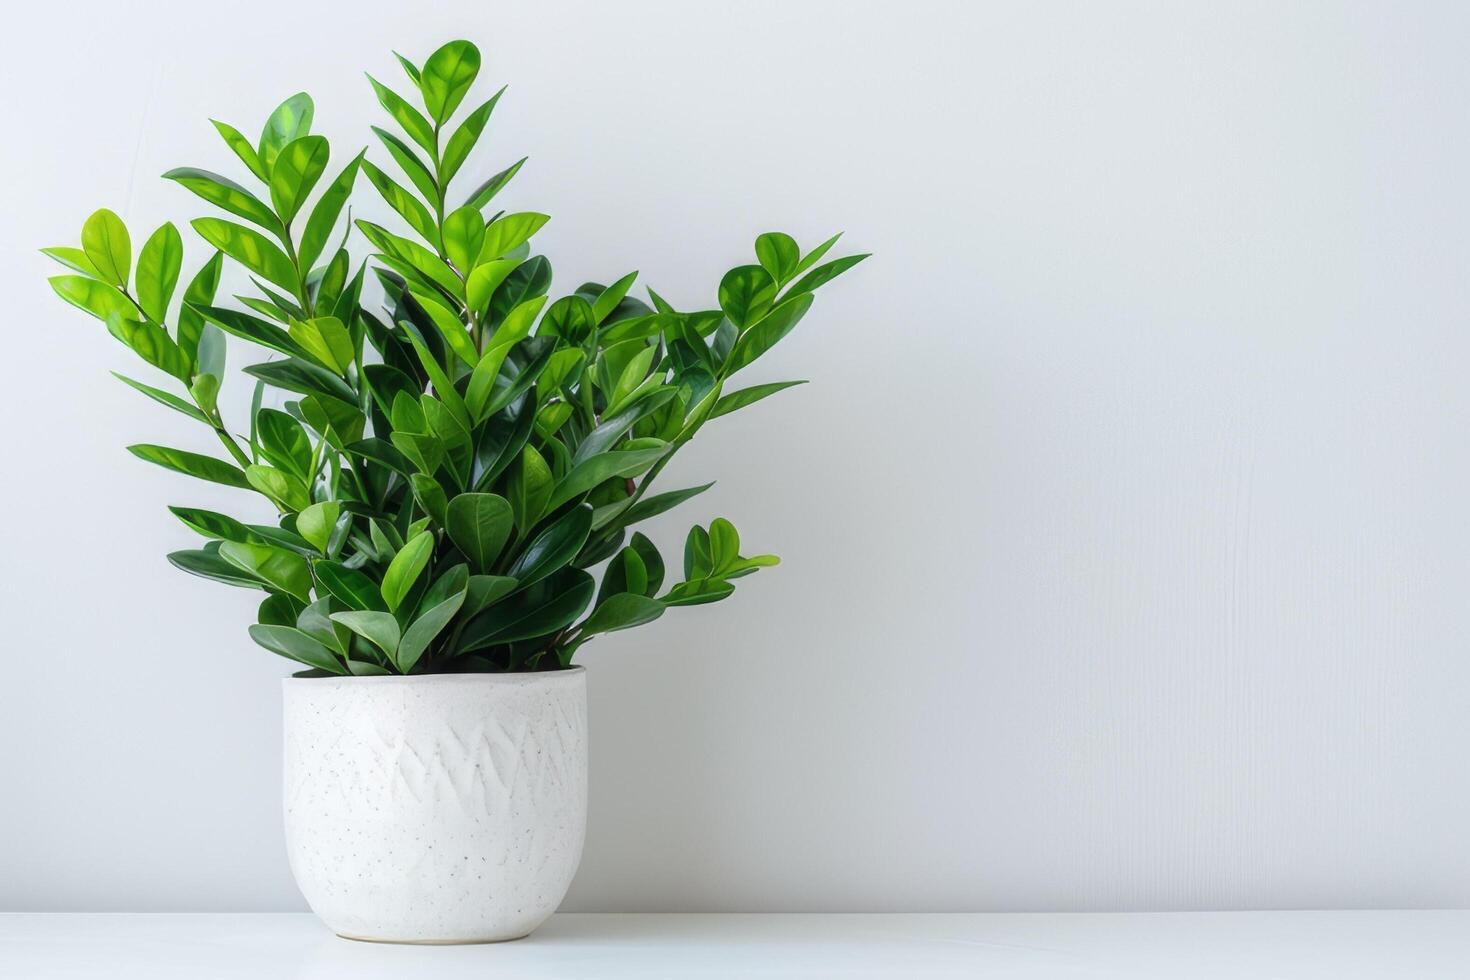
xmin=43 ymin=39 xmax=864 ymax=944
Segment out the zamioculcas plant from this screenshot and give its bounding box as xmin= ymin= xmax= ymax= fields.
xmin=43 ymin=40 xmax=865 ymax=676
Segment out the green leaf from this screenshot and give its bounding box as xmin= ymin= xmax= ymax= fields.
xmin=219 ymin=541 xmax=313 ymax=600
xmin=592 ymin=271 xmax=639 ymax=325
xmin=707 ymin=517 xmax=740 ymax=572
xmin=315 ymin=560 xmax=387 ymax=611
xmin=507 ymin=444 xmax=553 ymax=532
xmin=789 ymin=232 xmax=842 ymax=281
xmin=162 ymin=168 xmax=279 ymax=231
xmin=755 ymin=232 xmax=800 ymax=284
xmin=479 ymin=212 xmax=549 ymax=262
xmin=464 ymin=157 xmax=526 ymax=211
xmin=370 ymin=126 xmax=440 ymax=204
xmin=245 ymin=464 xmax=310 ymax=512
xmin=288 ymin=316 xmax=354 ymax=375
xmin=596 ymin=482 xmax=713 ymax=531
xmin=410 ymin=473 xmax=449 ymax=526
xmin=41 ymin=246 xmax=101 ymax=278
xmin=242 ymin=356 xmax=355 ymax=403
xmin=442 ymin=206 xmax=485 ymax=272
xmin=255 ymin=408 xmax=312 ymax=481
xmin=724 ymin=293 xmax=815 ymax=375
xmin=357 ymin=219 xmax=461 ymax=298
xmin=784 ymin=252 xmax=869 ymax=297
xmin=662 ymin=578 xmax=735 ymax=607
xmin=466 ymin=258 xmax=519 ymax=317
xmin=366 ymin=74 xmax=437 ymax=156
xmin=684 ymin=525 xmax=712 ymax=579
xmin=574 ymin=388 xmax=677 ymax=464
xmin=296 ymin=597 xmax=349 ymax=654
xmin=459 ymin=566 xmax=593 ymax=650
xmin=195 ymin=305 xmax=304 ymax=359
xmin=258 ymin=93 xmax=314 ymax=174
xmin=394 ymin=51 xmax=422 ymax=85
xmin=329 ymin=611 xmax=401 ymax=657
xmin=396 ymin=584 xmax=468 ymax=673
xmin=381 ymin=529 xmax=434 ymax=611
xmin=505 ymin=503 xmax=593 ymax=589
xmin=190 ymin=218 xmax=299 ymax=293
xmin=362 ymin=159 xmax=440 ymax=248
xmin=128 ymin=444 xmax=249 ymax=488
xmin=629 ymin=532 xmax=666 ymax=595
xmin=248 ymin=624 xmax=343 ymax=673
xmin=49 ymin=275 xmax=131 ymax=322
xmin=168 ymin=506 xmax=257 ymax=543
xmin=210 ymin=119 xmax=269 ymax=182
xmin=463 ymin=574 xmax=519 ymax=619
xmin=710 ymin=380 xmax=806 ymax=419
xmin=259 ymin=593 xmax=306 ymax=627
xmin=297 ymin=501 xmax=340 ymax=553
xmin=547 ymin=445 xmax=667 ymax=512
xmin=411 ymin=289 xmax=478 ymax=367
xmin=441 ymin=87 xmax=505 ymax=185
xmin=421 ymin=40 xmax=481 ymax=124
xmin=268 ymin=135 xmax=330 ymax=222
xmin=717 ymin=264 xmax=777 ymax=330
xmin=133 ymin=223 xmax=183 ymax=323
xmin=177 ymin=253 xmax=224 ymax=366
xmin=598 ymin=546 xmax=647 ymax=604
xmin=113 ymin=373 xmax=209 ymax=423
xmin=169 ymin=548 xmax=265 ymax=590
xmin=81 ymin=208 xmax=131 ymax=288
xmin=445 ymin=493 xmax=513 ymax=572
xmin=579 ymin=593 xmax=664 ymax=636
xmin=298 ymin=151 xmax=364 ymax=273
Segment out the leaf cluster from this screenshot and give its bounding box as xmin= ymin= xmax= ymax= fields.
xmin=44 ymin=40 xmax=866 ymax=674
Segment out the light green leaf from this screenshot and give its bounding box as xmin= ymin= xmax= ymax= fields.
xmin=421 ymin=40 xmax=482 ymax=124
xmin=127 ymin=443 xmax=250 ymax=488
xmin=479 ymin=212 xmax=549 ymax=262
xmin=268 ymin=135 xmax=330 ymax=222
xmin=219 ymin=541 xmax=312 ymax=600
xmin=466 ymin=258 xmax=519 ymax=316
xmin=547 ymin=445 xmax=667 ymax=512
xmin=134 ymin=223 xmax=183 ymax=323
xmin=710 ymin=380 xmax=806 ymax=419
xmin=258 ymin=92 xmax=314 ymax=174
xmin=245 ymin=464 xmax=310 ymax=512
xmin=381 ymin=529 xmax=434 ymax=611
xmin=41 ymin=246 xmax=101 ymax=278
xmin=784 ymin=252 xmax=870 ymax=298
xmin=464 ymin=157 xmax=526 ymax=211
xmin=296 ymin=501 xmax=340 ymax=553
xmin=111 ymin=372 xmax=209 ymax=423
xmin=442 ymin=206 xmax=485 ymax=272
xmin=191 ymin=218 xmax=299 ymax=293
xmin=288 ymin=316 xmax=354 ymax=375
xmin=162 ymin=168 xmax=280 ymax=230
xmin=441 ymin=87 xmax=505 ymax=184
xmin=81 ymin=208 xmax=131 ymax=288
xmin=329 ymin=611 xmax=401 ymax=657
xmin=298 ymin=151 xmax=364 ymax=272
xmin=755 ymin=232 xmax=800 ymax=284
xmin=505 ymin=503 xmax=593 ymax=588
xmin=362 ymin=159 xmax=439 ymax=248
xmin=717 ymin=264 xmax=777 ymax=330
xmin=366 ymin=74 xmax=437 ymax=156
xmin=49 ymin=275 xmax=131 ymax=322
xmin=210 ymin=119 xmax=269 ymax=182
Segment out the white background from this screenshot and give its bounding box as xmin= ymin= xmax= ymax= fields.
xmin=3 ymin=0 xmax=1468 ymax=912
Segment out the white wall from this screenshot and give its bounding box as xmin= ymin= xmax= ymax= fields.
xmin=3 ymin=0 xmax=1469 ymax=912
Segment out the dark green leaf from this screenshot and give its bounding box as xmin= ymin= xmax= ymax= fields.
xmin=505 ymin=503 xmax=592 ymax=589
xmin=724 ymin=293 xmax=815 ymax=375
xmin=248 ymin=624 xmax=343 ymax=673
xmin=579 ymin=593 xmax=664 ymax=636
xmin=459 ymin=566 xmax=593 ymax=650
xmin=755 ymin=232 xmax=800 ymax=284
xmin=316 ymin=560 xmax=387 ymax=611
xmin=710 ymin=380 xmax=807 ymax=419
xmin=446 ymin=493 xmax=513 ymax=572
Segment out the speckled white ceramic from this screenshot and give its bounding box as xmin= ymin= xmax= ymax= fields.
xmin=282 ymin=670 xmax=587 ymax=944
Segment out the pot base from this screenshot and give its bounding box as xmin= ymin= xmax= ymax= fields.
xmin=337 ymin=931 xmax=531 ymax=946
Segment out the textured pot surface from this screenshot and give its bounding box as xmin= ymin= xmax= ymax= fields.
xmin=282 ymin=670 xmax=587 ymax=944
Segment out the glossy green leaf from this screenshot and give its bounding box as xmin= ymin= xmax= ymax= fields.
xmin=248 ymin=624 xmax=343 ymax=673
xmin=410 ymin=473 xmax=449 ymax=527
xmin=717 ymin=264 xmax=777 ymax=330
xmin=421 ymin=40 xmax=481 ymax=124
xmin=755 ymin=232 xmax=800 ymax=284
xmin=219 ymin=540 xmax=313 ymax=600
xmin=296 ymin=160 xmax=361 ymax=274
xmin=710 ymin=380 xmax=806 ymax=419
xmin=288 ymin=316 xmax=354 ymax=375
xmin=579 ymin=592 xmax=664 ymax=636
xmin=546 ymin=445 xmax=667 ymax=512
xmin=783 ymin=252 xmax=869 ymax=298
xmin=370 ymin=126 xmax=440 ymax=204
xmin=396 ymin=584 xmax=467 ymax=673
xmin=381 ymin=529 xmax=433 ymax=611
xmin=479 ymin=212 xmax=549 ymax=262
xmin=508 ymin=444 xmax=553 ymax=532
xmin=168 ymin=506 xmax=257 ymax=543
xmin=466 ymin=258 xmax=519 ymax=316
xmin=441 ymin=87 xmax=505 ymax=184
xmin=191 ymin=218 xmax=299 ymax=293
xmin=49 ymin=275 xmax=132 ymax=322
xmin=131 ymin=223 xmax=183 ymax=323
xmin=362 ymin=159 xmax=439 ymax=248
xmin=245 ymin=464 xmax=310 ymax=512
xmin=445 ymin=493 xmax=513 ymax=571
xmin=163 ymin=168 xmax=279 ymax=230
xmin=177 ymin=253 xmax=223 ymax=366
xmin=316 ymin=560 xmax=387 ymax=611
xmin=329 ymin=610 xmax=401 ymax=657
xmin=464 ymin=157 xmax=526 ymax=211
xmin=168 ymin=548 xmax=264 ymax=590
xmin=458 ymin=566 xmax=593 ymax=650
xmin=258 ymin=93 xmax=314 ymax=174
xmin=269 ymin=135 xmax=330 ymax=222
xmin=81 ymin=208 xmax=132 ymax=289
xmin=724 ymin=293 xmax=814 ymax=375
xmin=442 ymin=206 xmax=485 ymax=272
xmin=41 ymin=246 xmax=101 ymax=278
xmin=112 ymin=373 xmax=209 ymax=423
xmin=211 ymin=119 xmax=269 ymax=182
xmin=662 ymin=577 xmax=735 ymax=607
xmin=366 ymin=74 xmax=437 ymax=156
xmin=505 ymin=503 xmax=592 ymax=589
xmin=297 ymin=501 xmax=340 ymax=553
xmin=128 ymin=444 xmax=250 ymax=489
xmin=255 ymin=408 xmax=312 ymax=480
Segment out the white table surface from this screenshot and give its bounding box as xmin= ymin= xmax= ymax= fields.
xmin=1 ymin=911 xmax=1465 ymax=978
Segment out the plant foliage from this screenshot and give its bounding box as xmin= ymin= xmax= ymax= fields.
xmin=44 ymin=40 xmax=865 ymax=674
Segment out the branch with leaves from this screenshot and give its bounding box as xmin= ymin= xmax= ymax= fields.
xmin=43 ymin=39 xmax=866 ymax=675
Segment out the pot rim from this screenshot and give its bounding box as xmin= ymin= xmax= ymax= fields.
xmin=283 ymin=666 xmax=585 ymax=686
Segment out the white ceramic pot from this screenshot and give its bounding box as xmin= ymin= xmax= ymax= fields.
xmin=282 ymin=670 xmax=587 ymax=944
